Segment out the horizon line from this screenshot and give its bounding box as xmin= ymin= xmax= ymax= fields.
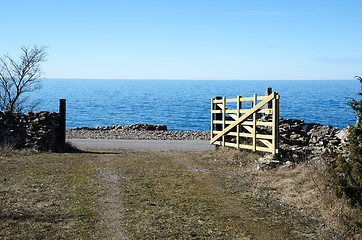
xmin=43 ymin=77 xmax=355 ymax=81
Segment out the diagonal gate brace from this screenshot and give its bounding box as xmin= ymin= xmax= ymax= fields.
xmin=210 ymin=92 xmax=276 ymax=144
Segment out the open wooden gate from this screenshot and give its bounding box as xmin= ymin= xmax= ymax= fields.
xmin=210 ymin=91 xmax=279 ymax=155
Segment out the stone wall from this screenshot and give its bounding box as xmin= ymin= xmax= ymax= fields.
xmin=278 ymin=119 xmax=349 ymax=161
xmin=0 ymin=111 xmax=61 ymax=151
xmin=258 ymin=118 xmax=351 ymax=169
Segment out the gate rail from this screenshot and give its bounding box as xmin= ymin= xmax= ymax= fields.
xmin=210 ymin=91 xmax=279 ymax=154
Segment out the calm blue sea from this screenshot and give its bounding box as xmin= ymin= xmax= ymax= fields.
xmin=34 ymin=79 xmax=360 ymax=131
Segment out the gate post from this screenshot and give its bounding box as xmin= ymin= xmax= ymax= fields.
xmin=265 ymin=87 xmax=272 ymax=110
xmin=272 ymin=94 xmax=279 ymax=155
xmin=59 ymin=99 xmax=66 ymax=144
xmin=236 ymin=95 xmax=241 ymax=149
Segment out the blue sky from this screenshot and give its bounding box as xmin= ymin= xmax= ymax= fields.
xmin=1 ymin=0 xmax=362 ymax=80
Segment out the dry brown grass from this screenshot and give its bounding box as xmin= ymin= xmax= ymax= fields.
xmin=0 ymin=150 xmax=98 ymax=239
xmin=248 ymin=157 xmax=361 ymax=239
xmin=0 ymin=141 xmax=20 ymax=157
xmin=0 ymin=147 xmax=360 ymax=239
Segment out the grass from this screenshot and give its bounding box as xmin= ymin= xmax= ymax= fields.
xmin=0 ymin=150 xmax=98 ymax=239
xmin=0 ymin=147 xmax=360 ymax=239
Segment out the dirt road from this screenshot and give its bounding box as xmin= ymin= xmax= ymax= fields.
xmin=68 ymin=139 xmax=214 ymax=151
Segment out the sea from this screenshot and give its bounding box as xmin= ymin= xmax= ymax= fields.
xmin=34 ymin=79 xmax=361 ymax=131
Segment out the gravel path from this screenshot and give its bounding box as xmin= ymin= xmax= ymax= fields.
xmin=68 ymin=139 xmax=214 ymax=151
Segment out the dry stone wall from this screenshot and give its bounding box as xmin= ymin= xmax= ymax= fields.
xmin=258 ymin=118 xmax=351 ymax=169
xmin=0 ymin=111 xmax=61 ymax=151
xmin=278 ymin=119 xmax=349 ymax=160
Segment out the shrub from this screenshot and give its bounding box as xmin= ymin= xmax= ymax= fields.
xmin=326 ymin=77 xmax=362 ymax=212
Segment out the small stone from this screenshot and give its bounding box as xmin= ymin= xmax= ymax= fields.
xmin=336 ymin=126 xmax=350 ymax=140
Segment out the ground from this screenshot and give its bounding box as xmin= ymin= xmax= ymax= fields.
xmin=0 ymin=147 xmax=360 ymax=239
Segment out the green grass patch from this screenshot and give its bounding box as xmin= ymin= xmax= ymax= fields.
xmin=0 ymin=148 xmax=340 ymax=239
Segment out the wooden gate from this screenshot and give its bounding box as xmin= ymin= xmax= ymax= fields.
xmin=210 ymin=91 xmax=279 ymax=154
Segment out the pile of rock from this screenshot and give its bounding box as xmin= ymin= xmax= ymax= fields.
xmin=278 ymin=119 xmax=349 ymax=161
xmin=67 ymin=123 xmax=209 ymax=141
xmin=258 ymin=118 xmax=350 ymax=169
xmin=0 ymin=111 xmax=60 ymax=151
xmin=72 ymin=123 xmax=167 ymax=131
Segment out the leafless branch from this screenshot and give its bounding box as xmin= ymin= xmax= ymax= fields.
xmin=0 ymin=46 xmax=47 ymax=112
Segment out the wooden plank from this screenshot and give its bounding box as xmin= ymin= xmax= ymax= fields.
xmin=213 ymin=120 xmax=238 ymax=124
xmin=272 ymin=93 xmax=280 ymax=155
xmin=213 ymin=142 xmax=274 ymax=153
xmin=242 ymin=127 xmax=273 ymax=139
xmin=214 ymin=109 xmax=242 ymax=114
xmin=236 ymin=95 xmax=240 ymax=149
xmin=210 ymin=93 xmax=275 ymax=144
xmin=256 ymin=146 xmax=274 ymax=153
xmin=222 ymin=96 xmax=226 ymax=146
xmin=241 ymin=121 xmax=274 ymax=127
xmin=260 ymin=139 xmax=273 ymax=149
xmin=211 ymin=108 xmax=272 ymax=116
xmin=239 ymin=97 xmax=254 ymax=102
xmin=214 ymin=141 xmax=238 ymax=148
xmin=239 ymin=109 xmax=272 ymax=114
xmin=226 ymin=98 xmax=238 ymax=103
xmin=238 ymin=144 xmax=254 ymax=150
xmin=214 ymin=131 xmax=248 ymax=137
xmin=276 ymin=95 xmax=280 ymax=151
xmin=257 ymin=121 xmax=274 ymax=127
xmin=213 ymin=99 xmax=223 ymax=103
xmin=213 ymin=120 xmax=273 ymax=127
xmin=237 ymin=109 xmax=272 ymax=114
xmin=257 ymin=134 xmax=273 ymax=140
xmin=243 ymin=125 xmax=253 ymax=133
xmin=228 ymin=95 xmax=269 ymax=102
xmin=238 ymin=144 xmax=273 ymax=153
xmin=211 ymin=98 xmax=214 ymax=139
xmin=224 ymin=109 xmax=237 ymax=120
xmin=213 ymin=131 xmax=272 ymax=139
xmin=225 ymin=109 xmax=238 ymax=114
xmin=211 ymin=109 xmax=236 ymax=114
xmin=234 ymin=144 xmax=272 ymax=152
xmin=272 ymin=95 xmax=276 ymax=154
xmin=253 ymin=93 xmax=257 ymax=151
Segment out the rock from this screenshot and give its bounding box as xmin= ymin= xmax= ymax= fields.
xmin=257 ymin=154 xmax=280 ymax=170
xmin=336 ymin=126 xmax=350 ymax=140
xmin=66 ymin=123 xmax=208 ymax=141
xmin=0 ymin=111 xmax=61 ymax=151
xmin=274 ymin=119 xmax=351 ymax=167
xmin=279 ymin=161 xmax=295 ymax=170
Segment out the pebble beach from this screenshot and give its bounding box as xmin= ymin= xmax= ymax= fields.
xmin=66 ymin=123 xmax=210 ymax=141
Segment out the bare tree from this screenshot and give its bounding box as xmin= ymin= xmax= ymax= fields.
xmin=0 ymin=46 xmax=47 ymax=112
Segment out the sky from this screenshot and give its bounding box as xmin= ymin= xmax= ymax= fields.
xmin=1 ymin=0 xmax=362 ymax=80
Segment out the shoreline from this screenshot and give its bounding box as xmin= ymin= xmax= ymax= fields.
xmin=66 ymin=120 xmax=350 ymax=163
xmin=66 ymin=123 xmax=210 ymax=141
